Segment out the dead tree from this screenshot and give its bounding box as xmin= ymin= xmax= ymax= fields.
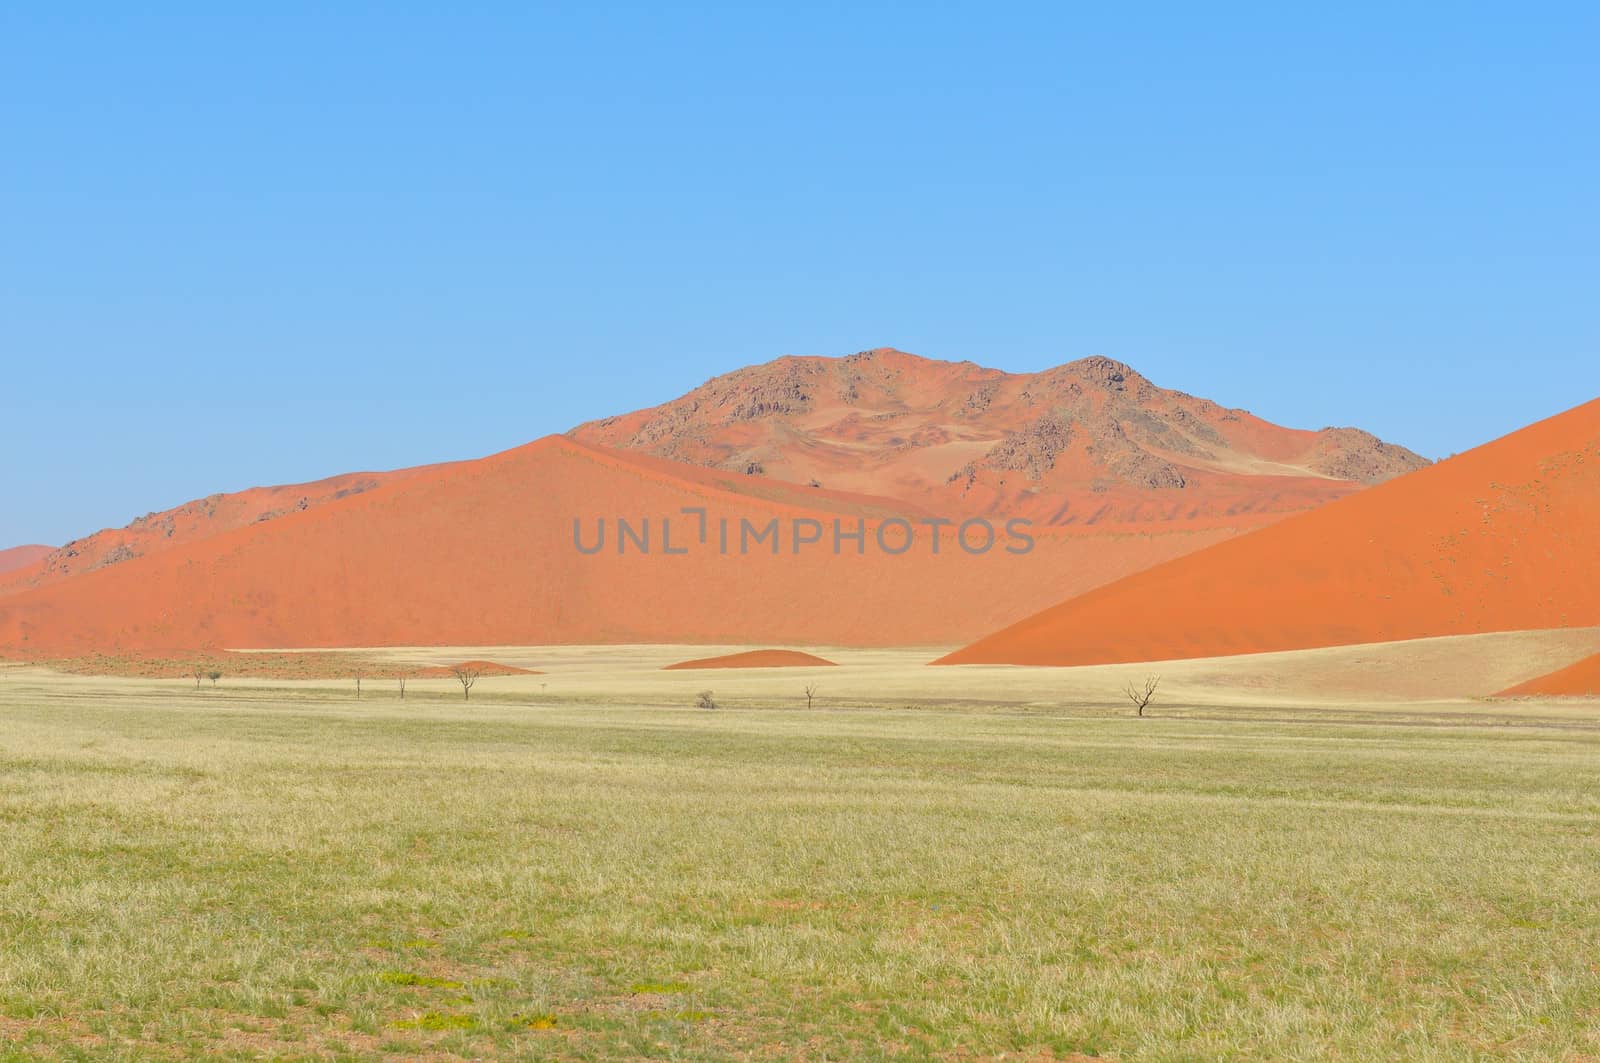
xmin=451 ymin=666 xmax=481 ymax=701
xmin=397 ymin=676 xmax=407 ymax=700
xmin=355 ymin=675 xmax=362 ymax=698
xmin=803 ymin=683 xmax=818 ymax=709
xmin=193 ymin=667 xmax=205 ymax=689
xmin=1124 ymin=675 xmax=1160 ymax=717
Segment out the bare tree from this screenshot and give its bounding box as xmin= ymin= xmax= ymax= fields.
xmin=451 ymin=666 xmax=481 ymax=701
xmin=355 ymin=675 xmax=362 ymax=698
xmin=193 ymin=666 xmax=205 ymax=689
xmin=696 ymin=690 xmax=717 ymax=710
xmin=1124 ymin=675 xmax=1160 ymax=717
xmin=397 ymin=676 xmax=407 ymax=700
xmin=207 ymin=670 xmax=221 ymax=687
xmin=803 ymin=683 xmax=818 ymax=709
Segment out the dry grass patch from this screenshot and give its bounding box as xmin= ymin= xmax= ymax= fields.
xmin=2 ymin=679 xmax=1599 ymax=1058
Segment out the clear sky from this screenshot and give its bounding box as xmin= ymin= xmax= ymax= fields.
xmin=3 ymin=4 xmax=1596 ymax=548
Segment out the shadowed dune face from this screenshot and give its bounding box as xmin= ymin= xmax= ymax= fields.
xmin=570 ymin=348 xmax=1427 ymax=527
xmin=662 ymin=649 xmax=837 ymax=670
xmin=1498 ymin=652 xmax=1600 ymax=698
xmin=0 ymin=545 xmax=52 ymax=576
xmin=938 ymin=398 xmax=1600 ymax=667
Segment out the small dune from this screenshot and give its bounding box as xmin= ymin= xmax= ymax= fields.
xmin=416 ymin=660 xmax=542 ymax=678
xmin=662 ymin=649 xmax=837 ymax=670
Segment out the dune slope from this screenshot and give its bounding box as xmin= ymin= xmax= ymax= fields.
xmin=0 ymin=437 xmax=1266 ymax=653
xmin=663 ymin=650 xmax=838 ymax=670
xmin=1497 ymin=652 xmax=1600 ymax=698
xmin=0 ymin=545 xmax=52 ymax=576
xmin=0 ymin=469 xmax=431 ymax=596
xmin=938 ymin=398 xmax=1600 ymax=666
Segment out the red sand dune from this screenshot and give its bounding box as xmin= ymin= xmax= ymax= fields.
xmin=571 ymin=348 xmax=1426 ymax=528
xmin=416 ymin=660 xmax=542 ymax=678
xmin=0 ymin=435 xmax=1274 ymax=654
xmin=0 ymin=468 xmax=433 ymax=597
xmin=663 ymin=649 xmax=837 ymax=670
xmin=938 ymin=398 xmax=1600 ymax=666
xmin=0 ymin=545 xmax=52 ymax=576
xmin=1496 ymin=652 xmax=1600 ymax=698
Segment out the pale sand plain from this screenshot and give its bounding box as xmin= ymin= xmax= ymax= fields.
xmin=6 ymin=627 xmax=1595 ymax=720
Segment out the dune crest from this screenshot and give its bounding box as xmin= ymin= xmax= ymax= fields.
xmin=0 ymin=470 xmax=432 ymax=596
xmin=0 ymin=545 xmax=52 ymax=577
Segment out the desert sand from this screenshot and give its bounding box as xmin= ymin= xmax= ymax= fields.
xmin=415 ymin=660 xmax=542 ymax=677
xmin=0 ymin=437 xmax=1287 ymax=654
xmin=0 ymin=627 xmax=1566 ymax=714
xmin=0 ymin=544 xmax=51 ymax=576
xmin=940 ymin=398 xmax=1600 ymax=666
xmin=0 ymin=468 xmax=432 ymax=595
xmin=1498 ymin=651 xmax=1600 ymax=697
xmin=662 ymin=649 xmax=838 ymax=669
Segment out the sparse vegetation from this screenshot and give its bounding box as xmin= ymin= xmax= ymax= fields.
xmin=696 ymin=689 xmax=717 ymax=710
xmin=44 ymin=650 xmax=404 ymax=682
xmin=450 ymin=665 xmax=480 ymax=701
xmin=1124 ymin=674 xmax=1159 ymax=716
xmin=3 ymin=678 xmax=1599 ymax=1059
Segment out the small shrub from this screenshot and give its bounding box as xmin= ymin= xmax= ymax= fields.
xmin=696 ymin=690 xmax=717 ymax=710
xmin=379 ymin=970 xmax=462 ymax=989
xmin=393 ymin=1012 xmax=474 ymax=1031
xmin=515 ymin=1013 xmax=558 ymax=1030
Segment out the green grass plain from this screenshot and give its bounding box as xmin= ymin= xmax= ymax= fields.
xmin=2 ymin=674 xmax=1599 ymax=1060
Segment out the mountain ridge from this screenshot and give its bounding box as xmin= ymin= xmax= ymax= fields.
xmin=570 ymin=348 xmax=1427 ymax=526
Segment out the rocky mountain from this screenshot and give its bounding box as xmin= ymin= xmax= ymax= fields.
xmin=571 ymin=348 xmax=1426 ymax=526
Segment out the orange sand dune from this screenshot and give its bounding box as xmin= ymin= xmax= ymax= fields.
xmin=663 ymin=650 xmax=837 ymax=670
xmin=0 ymin=545 xmax=52 ymax=576
xmin=938 ymin=398 xmax=1600 ymax=666
xmin=0 ymin=468 xmax=436 ymax=597
xmin=0 ymin=435 xmax=1276 ymax=654
xmin=1496 ymin=652 xmax=1600 ymax=698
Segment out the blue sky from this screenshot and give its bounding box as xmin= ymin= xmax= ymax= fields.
xmin=3 ymin=3 xmax=1596 ymax=547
